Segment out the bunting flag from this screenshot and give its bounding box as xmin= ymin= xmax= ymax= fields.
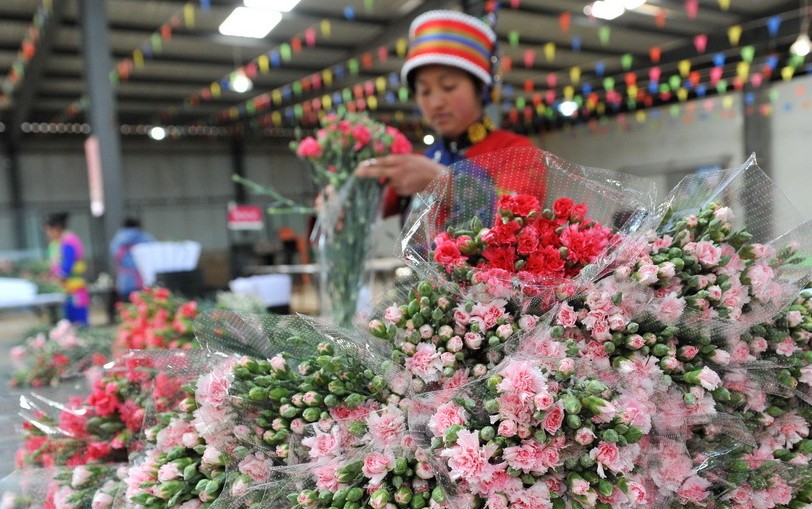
xmin=728 ymin=25 xmax=742 ymax=46
xmin=544 ymin=42 xmax=555 ymax=62
xmin=655 ymin=8 xmax=666 ymax=28
xmin=693 ymin=34 xmax=707 ymax=53
xmin=598 ymin=26 xmax=611 ymax=45
xmin=559 ymin=12 xmax=571 ymax=33
xmin=649 ymin=46 xmax=661 ymax=63
xmin=523 ymin=49 xmax=536 ymax=68
xmin=685 ymin=0 xmax=698 ymax=20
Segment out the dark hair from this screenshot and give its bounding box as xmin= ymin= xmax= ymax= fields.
xmin=44 ymin=212 xmax=69 ymax=229
xmin=123 ymin=217 xmax=142 ymax=228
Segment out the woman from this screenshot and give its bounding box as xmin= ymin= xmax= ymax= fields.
xmin=356 ymin=10 xmax=537 ymax=211
xmin=45 ymin=212 xmax=89 ymax=325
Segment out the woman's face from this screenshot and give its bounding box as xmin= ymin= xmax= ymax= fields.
xmin=414 ymin=65 xmax=483 ymax=139
xmin=44 ymin=225 xmax=61 ymax=241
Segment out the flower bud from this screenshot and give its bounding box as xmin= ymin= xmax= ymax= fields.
xmin=394 ymin=486 xmax=413 ymax=505
xmin=369 ymin=488 xmax=390 ymax=509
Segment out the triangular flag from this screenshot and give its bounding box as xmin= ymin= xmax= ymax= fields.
xmin=501 ymin=56 xmax=513 ymax=72
xmin=603 ymin=77 xmax=615 ymax=91
xmin=625 ymin=72 xmax=637 ymax=86
xmin=362 ymin=52 xmax=373 ymax=69
xmin=598 ymin=26 xmax=611 ymax=45
xmin=508 ymin=30 xmax=520 ymax=47
xmin=571 ymin=36 xmax=581 ymax=52
xmin=182 ymin=4 xmax=195 ymax=28
xmin=510 ymin=0 xmax=521 ymax=8
xmin=693 ymin=34 xmax=707 ymax=53
xmin=396 ymin=38 xmax=408 ymax=57
xmin=523 ymin=79 xmax=534 ymax=92
xmin=544 ymin=42 xmax=556 ymax=62
xmin=304 ymin=27 xmax=316 ymax=46
xmin=280 ymin=44 xmax=291 ymax=61
xmin=689 ymin=71 xmax=701 ymax=86
xmin=718 ymin=0 xmax=730 ymax=10
xmin=377 ymin=46 xmax=388 ymax=62
xmin=323 ymin=70 xmax=333 ymax=86
xmin=685 ymin=0 xmax=698 ymax=20
xmin=559 ymin=12 xmax=571 ymax=33
xmin=781 ymin=66 xmax=795 ymax=81
xmin=678 ymin=59 xmax=691 ymax=77
xmin=291 ymin=37 xmax=302 ymax=53
xmin=741 ymin=45 xmax=755 ymax=63
xmin=546 ymin=73 xmax=557 ymax=88
xmin=621 ymin=53 xmax=633 ymax=70
xmin=655 ymin=8 xmax=666 ymax=28
xmin=737 ymin=61 xmax=750 ymax=80
xmin=524 ymin=49 xmax=536 ymax=68
xmin=320 ymin=19 xmax=331 ymax=37
xmin=364 ymin=0 xmax=373 ymax=12
xmin=728 ymin=25 xmax=742 ymax=46
xmin=595 ymin=61 xmax=605 ymax=76
xmin=713 ymin=53 xmax=726 ymax=67
xmin=677 ymin=88 xmax=689 ymax=102
xmin=258 ymin=54 xmax=269 ymax=73
xmin=649 ymin=66 xmax=661 ymax=83
xmin=767 ymin=16 xmax=781 ymax=37
xmin=563 ymin=85 xmax=574 ymax=99
xmin=570 ymin=66 xmax=581 ymax=84
xmin=649 ymin=46 xmax=661 ymax=63
xmin=750 ymin=73 xmax=763 ymax=87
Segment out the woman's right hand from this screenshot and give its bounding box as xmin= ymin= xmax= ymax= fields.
xmin=355 ymin=153 xmax=444 ymax=196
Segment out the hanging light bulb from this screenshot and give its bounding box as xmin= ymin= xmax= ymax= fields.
xmin=791 ymin=0 xmax=811 ymax=57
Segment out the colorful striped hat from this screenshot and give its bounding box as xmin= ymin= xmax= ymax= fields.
xmin=401 ymin=10 xmax=497 ymax=89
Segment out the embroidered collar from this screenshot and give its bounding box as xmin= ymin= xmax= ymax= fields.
xmin=442 ymin=116 xmax=496 ymax=154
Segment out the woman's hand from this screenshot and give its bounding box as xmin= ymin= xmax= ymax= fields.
xmin=355 ymin=154 xmax=444 ymax=196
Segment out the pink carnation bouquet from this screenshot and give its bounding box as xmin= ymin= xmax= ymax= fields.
xmin=16 ymin=146 xmax=812 ymax=509
xmin=291 ymin=112 xmax=413 ymax=328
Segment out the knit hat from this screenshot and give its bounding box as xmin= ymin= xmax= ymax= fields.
xmin=401 ymin=10 xmax=497 ymax=90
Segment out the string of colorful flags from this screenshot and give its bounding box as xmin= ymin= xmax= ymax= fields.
xmin=28 ymin=0 xmax=812 ymax=135
xmin=0 ymin=0 xmax=54 ymax=108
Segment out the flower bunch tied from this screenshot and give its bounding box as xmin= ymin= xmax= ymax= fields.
xmin=291 ymin=111 xmax=413 ymax=189
xmin=9 ymin=320 xmax=111 ymax=388
xmin=291 ymin=113 xmax=413 ymax=328
xmin=368 ymin=194 xmax=614 ymax=394
xmin=15 ymin=352 xmax=191 ymax=471
xmin=115 ymin=288 xmax=199 ymax=352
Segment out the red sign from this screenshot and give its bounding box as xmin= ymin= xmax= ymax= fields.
xmin=227 ymin=205 xmax=264 ymax=230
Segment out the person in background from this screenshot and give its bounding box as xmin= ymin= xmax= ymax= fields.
xmin=109 ymin=217 xmax=155 ymax=303
xmin=44 ymin=212 xmax=89 ymax=326
xmin=355 ymin=9 xmax=538 ymax=216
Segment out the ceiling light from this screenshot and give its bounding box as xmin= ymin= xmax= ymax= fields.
xmin=792 ymin=0 xmax=811 ymax=57
xmin=558 ymin=100 xmax=579 ymax=117
xmin=585 ymin=1 xmax=625 ymax=20
xmin=423 ymin=134 xmax=435 ymax=145
xmin=219 ymin=7 xmax=282 ymax=38
xmin=791 ymin=33 xmax=811 ymax=56
xmin=230 ymin=70 xmax=253 ymax=93
xmin=244 ymin=0 xmax=300 ymax=12
xmin=148 ymin=126 xmax=166 ymax=141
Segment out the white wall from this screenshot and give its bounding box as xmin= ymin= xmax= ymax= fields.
xmin=538 ymin=74 xmax=812 ymax=220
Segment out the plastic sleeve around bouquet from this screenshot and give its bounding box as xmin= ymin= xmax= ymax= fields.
xmin=211 ymin=400 xmax=436 ymax=509
xmin=404 ymin=349 xmax=671 ymax=508
xmin=401 ymin=146 xmax=660 ymax=312
xmin=651 ymin=153 xmax=812 ymax=335
xmin=312 ymin=175 xmax=384 ymax=328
